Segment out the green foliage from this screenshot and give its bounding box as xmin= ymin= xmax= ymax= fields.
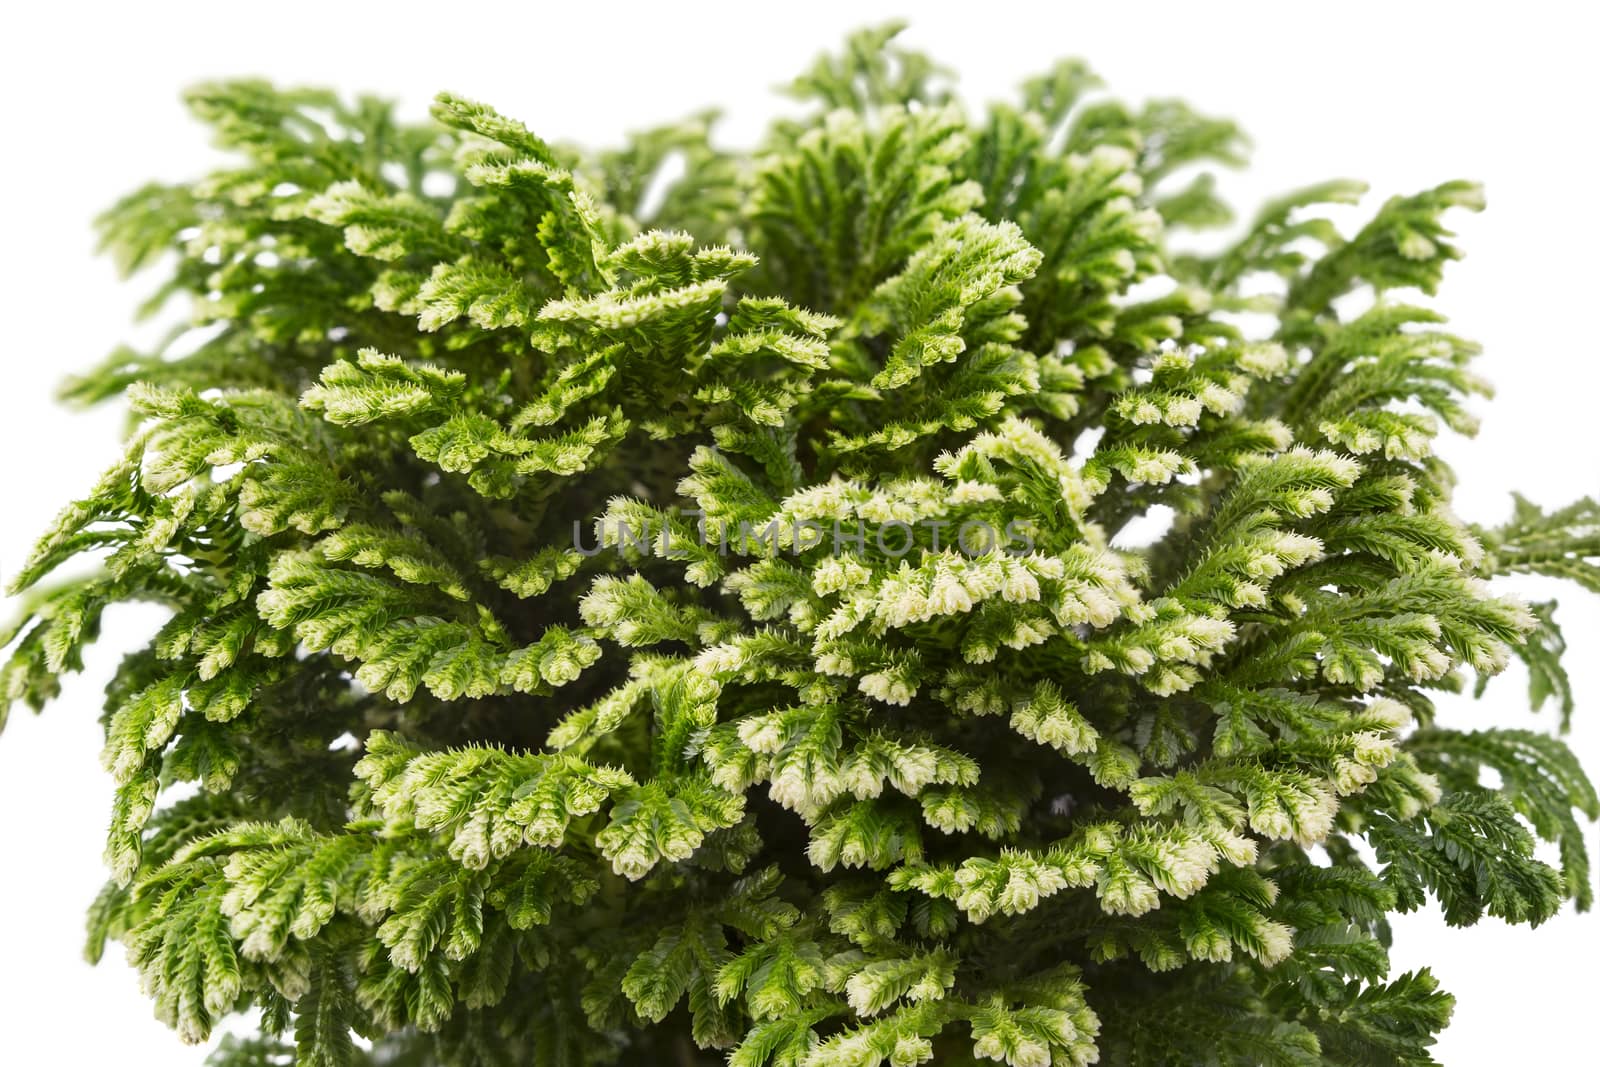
xmin=5 ymin=22 xmax=1596 ymax=1067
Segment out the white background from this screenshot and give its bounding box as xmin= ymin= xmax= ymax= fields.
xmin=2 ymin=1 xmax=1596 ymax=1061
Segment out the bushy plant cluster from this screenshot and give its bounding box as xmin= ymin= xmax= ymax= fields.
xmin=6 ymin=23 xmax=1599 ymax=1067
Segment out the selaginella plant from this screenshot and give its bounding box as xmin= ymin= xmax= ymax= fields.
xmin=7 ymin=21 xmax=1600 ymax=1066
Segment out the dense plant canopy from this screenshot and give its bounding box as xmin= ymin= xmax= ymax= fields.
xmin=6 ymin=23 xmax=1599 ymax=1067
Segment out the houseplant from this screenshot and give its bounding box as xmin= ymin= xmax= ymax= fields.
xmin=6 ymin=22 xmax=1597 ymax=1066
